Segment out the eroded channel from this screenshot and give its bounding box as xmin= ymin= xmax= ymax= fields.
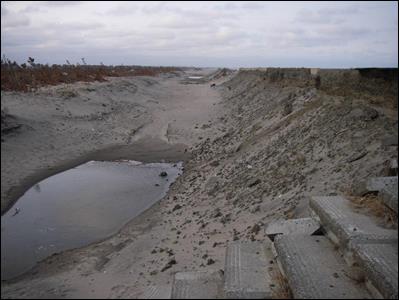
xmin=1 ymin=160 xmax=183 ymax=280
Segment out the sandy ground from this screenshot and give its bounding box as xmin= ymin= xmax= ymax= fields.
xmin=1 ymin=68 xmax=398 ymax=298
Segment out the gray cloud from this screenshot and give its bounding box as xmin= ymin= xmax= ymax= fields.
xmin=41 ymin=1 xmax=82 ymax=6
xmin=1 ymin=5 xmax=8 ymax=16
xmin=1 ymin=11 xmax=30 ymax=28
xmin=1 ymin=1 xmax=397 ymax=67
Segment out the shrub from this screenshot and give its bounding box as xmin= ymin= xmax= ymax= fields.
xmin=1 ymin=56 xmax=181 ymax=92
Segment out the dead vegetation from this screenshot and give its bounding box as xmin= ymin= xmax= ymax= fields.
xmin=1 ymin=56 xmax=181 ymax=92
xmin=348 ymin=194 xmax=397 ymax=228
xmin=271 ymin=270 xmax=293 ymax=299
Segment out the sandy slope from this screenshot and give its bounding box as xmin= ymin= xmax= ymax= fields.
xmin=1 ymin=68 xmax=397 ymax=299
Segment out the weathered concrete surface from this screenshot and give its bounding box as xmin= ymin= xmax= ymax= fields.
xmin=274 ymin=235 xmax=370 ymax=299
xmin=353 ymin=176 xmax=398 ymax=196
xmin=171 ymin=270 xmax=224 ymax=299
xmin=380 ymin=179 xmax=398 ymax=213
xmin=224 ymin=240 xmax=274 ymax=299
xmin=141 ymin=285 xmax=171 ymax=299
xmin=310 ymin=196 xmax=397 ymax=248
xmin=265 ymin=217 xmax=320 ymax=240
xmin=352 ymin=241 xmax=398 ymax=299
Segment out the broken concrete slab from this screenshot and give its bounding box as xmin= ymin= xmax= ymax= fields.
xmin=310 ymin=196 xmax=397 ymax=250
xmin=224 ymin=240 xmax=274 ymax=299
xmin=352 ymin=176 xmax=398 ymax=196
xmin=171 ymin=270 xmax=224 ymax=299
xmin=380 ymin=179 xmax=398 ymax=213
xmin=274 ymin=235 xmax=370 ymax=299
xmin=265 ymin=217 xmax=320 ymax=240
xmin=141 ymin=285 xmax=171 ymax=299
xmin=352 ymin=241 xmax=398 ymax=299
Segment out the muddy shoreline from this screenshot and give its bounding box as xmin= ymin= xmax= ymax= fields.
xmin=2 ymin=137 xmax=190 ymax=216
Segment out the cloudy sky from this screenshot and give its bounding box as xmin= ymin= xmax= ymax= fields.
xmin=1 ymin=1 xmax=398 ymax=68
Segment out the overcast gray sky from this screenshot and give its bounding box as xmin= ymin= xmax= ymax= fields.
xmin=1 ymin=1 xmax=398 ymax=68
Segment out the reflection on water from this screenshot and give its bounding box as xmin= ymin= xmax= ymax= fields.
xmin=1 ymin=160 xmax=182 ymax=280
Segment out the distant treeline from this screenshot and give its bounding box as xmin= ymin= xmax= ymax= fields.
xmin=1 ymin=56 xmax=182 ymax=92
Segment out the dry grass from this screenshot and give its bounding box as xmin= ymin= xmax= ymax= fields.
xmin=347 ymin=194 xmax=397 ymax=228
xmin=1 ymin=57 xmax=181 ymax=92
xmin=271 ymin=270 xmax=293 ymax=299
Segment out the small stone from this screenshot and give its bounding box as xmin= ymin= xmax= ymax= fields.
xmin=159 ymin=171 xmax=168 ymax=177
xmin=207 ymin=258 xmax=215 ymax=265
xmin=210 ymin=160 xmax=220 ymax=167
xmin=173 ymin=204 xmax=182 ymax=212
xmin=250 ymin=224 xmax=261 ymax=235
xmin=161 ymin=258 xmax=177 ymax=272
xmin=248 ymin=178 xmax=261 ymax=187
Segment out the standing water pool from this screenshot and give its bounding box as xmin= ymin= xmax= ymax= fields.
xmin=1 ymin=160 xmax=183 ymax=280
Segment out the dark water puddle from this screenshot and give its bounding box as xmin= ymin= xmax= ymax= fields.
xmin=1 ymin=160 xmax=182 ymax=280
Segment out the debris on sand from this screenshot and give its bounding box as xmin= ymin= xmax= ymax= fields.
xmin=172 ymin=204 xmax=182 ymax=212
xmin=161 ymin=258 xmax=177 ymax=272
xmin=12 ymin=208 xmax=20 ymax=216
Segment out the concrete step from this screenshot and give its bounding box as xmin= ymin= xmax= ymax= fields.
xmin=352 ymin=241 xmax=398 ymax=299
xmin=171 ymin=270 xmax=224 ymax=299
xmin=274 ymin=235 xmax=371 ymax=299
xmin=353 ymin=176 xmax=398 ymax=196
xmin=265 ymin=217 xmax=320 ymax=240
xmin=141 ymin=285 xmax=171 ymax=299
xmin=380 ymin=179 xmax=398 ymax=213
xmin=309 ymin=196 xmax=397 ymax=251
xmin=224 ymin=240 xmax=275 ymax=299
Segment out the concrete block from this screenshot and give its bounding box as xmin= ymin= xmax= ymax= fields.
xmin=310 ymin=196 xmax=397 ymax=249
xmin=265 ymin=217 xmax=320 ymax=240
xmin=224 ymin=241 xmax=274 ymax=299
xmin=380 ymin=179 xmax=398 ymax=213
xmin=352 ymin=241 xmax=398 ymax=299
xmin=171 ymin=270 xmax=224 ymax=299
xmin=274 ymin=235 xmax=370 ymax=299
xmin=141 ymin=285 xmax=171 ymax=299
xmin=353 ymin=176 xmax=398 ymax=196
